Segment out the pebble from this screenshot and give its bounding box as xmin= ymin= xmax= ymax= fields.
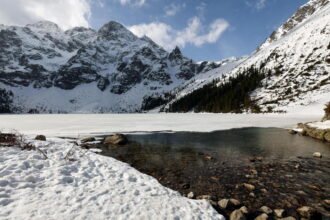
xmin=279 ymin=217 xmax=296 ymax=220
xmin=255 ymin=213 xmax=268 ymax=220
xmin=259 ymin=206 xmax=272 ymax=214
xmin=230 ymin=209 xmax=246 ymax=220
xmin=187 ymin=192 xmax=194 ymax=199
xmin=323 ymin=199 xmax=330 ymax=205
xmin=239 ymin=206 xmax=248 ymax=214
xmin=274 ymin=209 xmax=285 ymax=218
xmin=260 ymin=188 xmax=268 ymax=193
xmin=229 ymin=199 xmax=241 ymax=207
xmin=313 ymin=152 xmax=322 ymax=158
xmin=243 ymin=183 xmax=255 ymax=191
xmin=249 ymin=192 xmax=255 ymax=197
xmin=218 ymin=198 xmax=241 ymax=209
xmin=296 ymin=206 xmax=315 ymax=218
xmin=218 ymin=199 xmax=229 ymax=209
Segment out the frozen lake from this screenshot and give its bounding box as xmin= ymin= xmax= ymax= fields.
xmin=0 ymin=113 xmax=322 ymax=137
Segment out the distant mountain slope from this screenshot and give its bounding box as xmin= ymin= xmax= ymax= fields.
xmin=167 ymin=0 xmax=330 ymax=113
xmin=0 ymin=21 xmax=218 ymax=113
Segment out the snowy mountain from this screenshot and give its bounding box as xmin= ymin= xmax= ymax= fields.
xmin=1 ymin=0 xmax=329 ymax=114
xmin=166 ymin=0 xmax=330 ymax=113
xmin=0 ymin=21 xmax=218 ymax=113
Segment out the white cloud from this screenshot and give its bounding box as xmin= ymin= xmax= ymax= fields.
xmin=246 ymin=0 xmax=267 ymax=10
xmin=256 ymin=0 xmax=267 ymax=10
xmin=0 ymin=0 xmax=91 ymax=30
xmin=129 ymin=17 xmax=229 ymax=50
xmin=118 ymin=0 xmax=146 ymax=7
xmin=164 ymin=3 xmax=186 ymax=17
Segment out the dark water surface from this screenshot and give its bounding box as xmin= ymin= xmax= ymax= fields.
xmin=99 ymin=128 xmax=330 ymax=219
xmin=123 ymin=127 xmax=330 ymax=162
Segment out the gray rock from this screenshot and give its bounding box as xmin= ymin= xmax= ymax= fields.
xmin=296 ymin=206 xmax=315 ymax=218
xmin=259 ymin=206 xmax=272 ymax=214
xmin=35 ymin=135 xmax=46 ymax=141
xmin=81 ymin=137 xmax=96 ymax=143
xmin=239 ymin=206 xmax=249 ymax=214
xmin=274 ymin=209 xmax=285 ymax=218
xmin=243 ymin=183 xmax=255 ymax=191
xmin=278 ymin=217 xmax=296 ymax=220
xmin=218 ymin=199 xmax=229 ymax=209
xmin=230 ymin=209 xmax=246 ymax=220
xmin=255 ymin=213 xmax=268 ymax=220
xmin=260 ymin=188 xmax=268 ymax=194
xmin=103 ymin=134 xmax=128 ymax=145
xmin=289 ymin=129 xmax=297 ymax=134
xmin=187 ymin=192 xmax=194 ymax=199
xmin=218 ymin=198 xmax=241 ymax=209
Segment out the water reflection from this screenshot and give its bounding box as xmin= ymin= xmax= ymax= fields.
xmin=122 ymin=128 xmax=330 ymax=162
xmin=99 ymin=128 xmax=330 ymax=169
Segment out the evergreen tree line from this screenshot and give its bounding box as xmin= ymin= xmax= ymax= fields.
xmin=168 ymin=66 xmax=266 ymax=113
xmin=0 ymin=88 xmax=13 ymax=113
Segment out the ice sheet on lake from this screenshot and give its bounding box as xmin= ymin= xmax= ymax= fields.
xmin=0 ymin=113 xmax=323 ymax=137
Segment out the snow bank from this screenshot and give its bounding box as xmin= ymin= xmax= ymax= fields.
xmin=0 ymin=113 xmax=323 ymax=137
xmin=0 ymin=138 xmax=223 ymax=220
xmin=306 ymin=120 xmax=330 ymax=130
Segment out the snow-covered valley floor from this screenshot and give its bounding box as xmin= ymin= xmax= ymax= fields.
xmin=0 ymin=113 xmax=327 ymax=220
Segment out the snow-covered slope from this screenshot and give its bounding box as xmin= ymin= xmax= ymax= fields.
xmin=167 ymin=0 xmax=330 ymax=113
xmin=0 ymin=21 xmax=218 ymax=113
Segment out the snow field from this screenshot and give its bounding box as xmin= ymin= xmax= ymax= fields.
xmin=0 ymin=138 xmax=224 ymax=220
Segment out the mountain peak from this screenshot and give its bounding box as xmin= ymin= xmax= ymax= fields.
xmin=99 ymin=21 xmax=125 ymax=32
xmin=259 ymin=0 xmax=329 ymax=50
xmin=169 ymin=46 xmax=183 ymax=61
xmin=26 ymin=21 xmax=61 ymax=32
xmin=98 ymin=21 xmax=137 ymax=41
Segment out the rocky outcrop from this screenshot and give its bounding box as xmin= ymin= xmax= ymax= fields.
xmin=297 ymin=122 xmax=330 ymax=142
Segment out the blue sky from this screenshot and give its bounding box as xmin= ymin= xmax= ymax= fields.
xmin=0 ymin=0 xmax=308 ymax=61
xmin=88 ymin=0 xmax=308 ymax=61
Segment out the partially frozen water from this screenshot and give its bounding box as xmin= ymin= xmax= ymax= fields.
xmin=122 ymin=127 xmax=330 ymax=163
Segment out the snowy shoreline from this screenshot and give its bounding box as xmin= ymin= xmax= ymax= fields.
xmin=0 ymin=137 xmax=224 ymax=220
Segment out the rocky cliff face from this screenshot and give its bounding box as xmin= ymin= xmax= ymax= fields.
xmin=0 ymin=21 xmax=218 ymax=113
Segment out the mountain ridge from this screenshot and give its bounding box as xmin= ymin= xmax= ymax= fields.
xmin=0 ymin=20 xmax=219 ymax=113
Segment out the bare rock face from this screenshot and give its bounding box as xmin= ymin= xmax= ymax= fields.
xmin=299 ymin=123 xmax=330 ymax=142
xmin=103 ymin=134 xmax=128 ymax=146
